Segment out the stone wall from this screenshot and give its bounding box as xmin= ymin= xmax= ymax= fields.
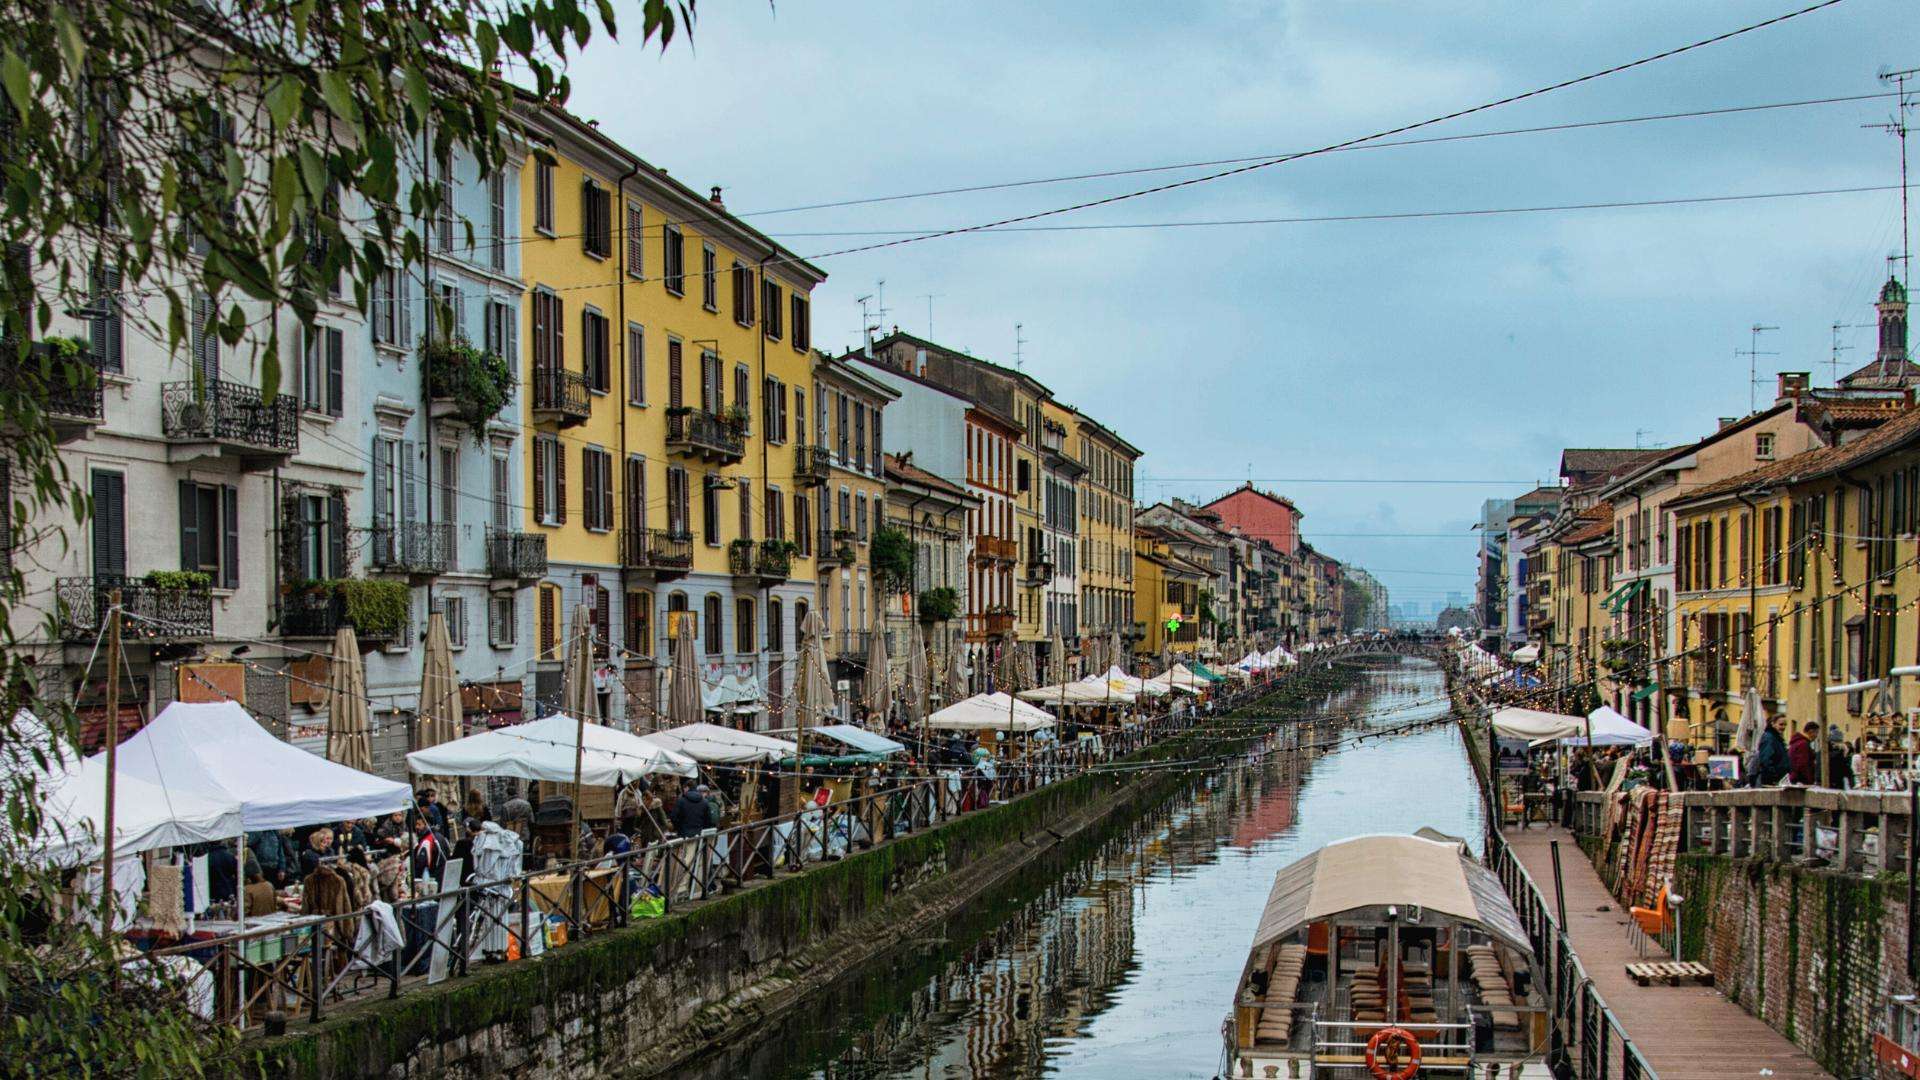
xmin=1672 ymin=852 xmax=1912 ymax=1076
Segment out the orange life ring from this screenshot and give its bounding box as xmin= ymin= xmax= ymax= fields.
xmin=1365 ymin=1025 xmax=1422 ymax=1080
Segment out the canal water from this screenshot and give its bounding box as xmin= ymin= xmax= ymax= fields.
xmin=674 ymin=657 xmax=1482 ymax=1080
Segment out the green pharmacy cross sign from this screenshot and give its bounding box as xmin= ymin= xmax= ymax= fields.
xmin=1165 ymin=616 xmax=1182 ymax=633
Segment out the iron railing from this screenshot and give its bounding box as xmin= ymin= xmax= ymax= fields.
xmin=530 ymin=367 xmax=590 ymax=423
xmin=277 ymin=587 xmax=401 ymax=643
xmin=620 ymin=528 xmax=693 ymax=575
xmin=667 ymin=409 xmax=745 ymax=461
xmin=727 ymin=540 xmax=792 ymax=582
xmin=368 ymin=521 xmax=455 ymax=575
xmin=0 ymin=344 xmax=105 ymax=423
xmin=160 ymin=379 xmax=299 ymax=454
xmin=833 ymin=630 xmax=872 ymax=662
xmin=56 ymin=577 xmax=215 ymax=641
xmin=485 ymin=529 xmax=548 ymax=579
xmin=794 ymin=444 xmax=833 ymax=485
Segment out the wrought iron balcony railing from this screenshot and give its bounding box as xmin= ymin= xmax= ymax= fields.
xmin=727 ymin=540 xmax=792 ymax=583
xmin=0 ymin=343 xmax=105 ymax=430
xmin=794 ymin=444 xmax=833 ymax=485
xmin=530 ymin=367 xmax=591 ymax=425
xmin=485 ymin=529 xmax=548 ymax=579
xmin=619 ymin=527 xmax=694 ymax=577
xmin=833 ymin=630 xmax=872 ymax=661
xmin=160 ymin=379 xmax=299 ymax=458
xmin=667 ymin=409 xmax=746 ymax=463
xmin=56 ymin=577 xmax=214 ymax=641
xmin=277 ymin=587 xmax=399 ymax=643
xmin=368 ymin=521 xmax=455 ymax=575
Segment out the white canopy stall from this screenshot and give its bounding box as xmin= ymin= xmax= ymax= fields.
xmin=639 ymin=722 xmax=797 ymax=765
xmin=926 ymin=693 xmax=1058 ymax=733
xmin=405 ymin=711 xmax=697 ymax=785
xmin=1488 ymin=707 xmax=1584 ymax=742
xmin=1531 ymin=705 xmax=1654 ymax=748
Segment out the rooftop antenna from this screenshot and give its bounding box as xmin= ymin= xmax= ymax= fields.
xmin=1830 ymin=321 xmax=1870 ymax=383
xmin=1737 ymin=324 xmax=1779 ymax=413
xmin=922 ymin=293 xmax=941 ymax=339
xmin=1014 ymin=322 xmax=1028 ymax=371
xmin=1866 ymin=66 xmax=1919 ymax=290
xmin=1634 ymin=428 xmax=1655 ymax=449
xmin=855 ymin=293 xmax=876 ymax=355
xmin=873 ymin=278 xmax=891 ymax=333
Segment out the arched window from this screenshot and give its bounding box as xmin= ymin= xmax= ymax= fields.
xmin=703 ymin=593 xmax=723 ymax=655
xmin=736 ymin=597 xmax=755 ymax=654
xmin=767 ymin=598 xmax=784 ymax=652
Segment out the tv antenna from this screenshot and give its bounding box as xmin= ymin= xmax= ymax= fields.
xmin=1832 ymin=321 xmax=1872 ymax=383
xmin=855 ymin=294 xmax=878 ymax=352
xmin=1014 ymin=322 xmax=1028 ymax=371
xmin=1634 ymin=428 xmax=1657 ymax=449
xmin=1737 ymin=324 xmax=1779 ymax=413
xmin=1866 ymin=67 xmax=1919 ymax=288
xmin=922 ymin=293 xmax=941 ymax=338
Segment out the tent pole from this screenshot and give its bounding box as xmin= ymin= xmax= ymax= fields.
xmin=101 ymin=589 xmax=123 ymax=940
xmin=570 ymin=619 xmax=588 ymax=862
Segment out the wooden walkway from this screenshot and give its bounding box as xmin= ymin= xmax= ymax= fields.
xmin=1503 ymin=826 xmax=1831 ymax=1080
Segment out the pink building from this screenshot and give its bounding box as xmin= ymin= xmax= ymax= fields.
xmin=1203 ymin=483 xmax=1302 ymax=556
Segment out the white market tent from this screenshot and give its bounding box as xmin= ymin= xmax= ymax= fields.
xmin=701 ymin=673 xmax=763 ymax=715
xmin=37 ymin=747 xmax=244 ymax=867
xmin=1510 ymin=644 xmax=1542 ymax=664
xmin=113 ymin=702 xmax=411 ymax=830
xmin=1531 ymin=706 xmax=1654 ymax=748
xmin=1234 ymin=651 xmax=1267 ymax=672
xmin=1143 ymin=664 xmax=1209 ymax=695
xmin=1489 ymin=707 xmax=1584 ymax=742
xmin=640 ymin=722 xmax=796 ymax=765
xmin=405 ymin=711 xmax=697 ymax=786
xmin=1104 ymin=666 xmax=1166 ymax=698
xmin=1016 ymin=680 xmax=1107 ymax=704
xmin=927 ymin=692 xmax=1058 ymax=733
xmin=810 ymin=724 xmax=906 ymax=755
xmin=1263 ymin=646 xmax=1297 ymax=667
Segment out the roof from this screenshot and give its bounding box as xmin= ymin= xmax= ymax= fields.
xmin=1557 ymin=503 xmax=1616 ymax=545
xmin=1068 ymin=408 xmax=1145 ymax=458
xmin=1560 ymin=448 xmax=1661 ymax=480
xmin=868 ymin=330 xmax=1056 ymax=399
xmin=1138 ymin=548 xmax=1211 ymax=579
xmin=1839 ymin=357 xmax=1920 ymax=390
xmin=1250 ymin=834 xmax=1531 ymax=956
xmin=1203 ymin=482 xmax=1300 ymax=515
xmin=884 ymin=453 xmax=975 ymax=502
xmin=1671 ymin=405 xmax=1920 ymax=508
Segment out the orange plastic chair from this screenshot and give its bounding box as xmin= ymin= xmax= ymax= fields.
xmin=1630 ymin=886 xmax=1671 ymax=936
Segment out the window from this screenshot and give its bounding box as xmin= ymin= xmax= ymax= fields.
xmin=667 ymin=337 xmax=684 ymax=409
xmin=662 ymin=225 xmax=685 ymax=294
xmin=432 ymin=279 xmax=465 ymax=343
xmin=698 ymin=350 xmax=719 ymax=412
xmin=438 ymin=444 xmax=459 ymax=530
xmin=178 ymin=480 xmax=238 ymax=588
xmin=433 ymin=152 xmax=454 ymax=252
xmin=581 ymin=179 xmax=611 ymax=258
xmin=666 ymin=466 xmax=690 ymax=536
xmin=765 ymin=484 xmax=784 ymax=540
xmin=531 ymin=288 xmax=563 ymax=375
xmin=626 ymin=590 xmax=652 ymax=656
xmin=702 ymin=474 xmax=720 ymax=545
xmin=582 ymin=308 xmax=610 ymax=392
xmin=733 ymin=364 xmax=750 ymax=419
xmin=854 ymin=405 xmax=867 ymax=470
xmin=767 ymin=598 xmax=783 ymax=651
xmin=534 ymin=156 xmax=554 ymax=234
xmin=703 ymin=594 xmax=723 ymax=654
xmin=301 ymin=325 xmax=344 ymax=416
xmin=1756 ymin=432 xmax=1776 ymax=460
xmin=795 ymin=492 xmax=812 ymax=556
xmin=762 ymin=279 xmax=784 ymax=340
xmin=88 ymin=264 xmax=123 ymax=372
xmin=795 ymin=386 xmax=807 ymax=447
xmin=763 ymin=377 xmax=785 ymax=443
xmin=736 ymin=597 xmax=755 ymax=654
xmin=624 ymin=454 xmax=648 ymax=533
xmin=488 ymin=170 xmax=508 ymax=272
xmin=579 ymin=445 xmax=610 ymax=530
xmin=738 ymin=478 xmax=752 ymax=542
xmin=856 ymin=493 xmax=869 ymax=540
xmin=791 ymin=294 xmax=810 ymax=352
xmin=532 ymin=434 xmax=564 ymax=525
xmin=439 ymin=596 xmax=467 ymax=648
xmin=484 ymin=299 xmax=517 ymax=368
xmin=627 ymin=323 xmax=646 ymax=406
xmin=291 ymin=492 xmax=345 ymax=581
xmin=702 ymin=244 xmax=718 ymax=310
xmin=625 ymin=202 xmax=644 ymax=277
xmin=489 ymin=593 xmax=516 ymax=647
xmin=731 ymin=262 xmax=755 ymax=325
xmin=538 ymin=584 xmax=558 ymax=657
xmin=190 ymin=289 xmax=219 ymax=382
xmin=90 ymin=469 xmax=126 ymax=579
xmin=371 ymin=267 xmax=411 ymax=348
xmin=491 ymin=448 xmax=511 ymax=532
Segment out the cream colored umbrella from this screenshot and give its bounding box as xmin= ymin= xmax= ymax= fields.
xmin=415 ymin=612 xmax=467 ymax=803
xmin=863 ymin=618 xmax=891 ymax=724
xmin=905 ymin=619 xmax=928 ymax=740
xmin=326 ymin=627 xmax=372 ymax=773
xmin=795 ymin=610 xmax=832 ymax=765
xmin=1049 ymin=626 xmax=1070 ymax=715
xmin=945 ymin=630 xmax=968 ymax=703
xmin=667 ymin=617 xmax=703 ymax=727
xmin=562 ymin=604 xmax=597 ymax=859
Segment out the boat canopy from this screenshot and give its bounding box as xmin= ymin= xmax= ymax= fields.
xmin=1250 ymin=834 xmax=1532 ymax=957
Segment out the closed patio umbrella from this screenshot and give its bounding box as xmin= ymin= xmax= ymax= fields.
xmin=414 ymin=612 xmax=467 ymax=804
xmin=946 ymin=630 xmax=967 ymax=703
xmin=326 ymin=628 xmax=372 ymax=774
xmin=668 ymin=618 xmax=703 ymax=727
xmin=905 ymin=619 xmax=928 ymax=748
xmin=562 ymin=604 xmax=598 ymax=858
xmin=795 ymin=610 xmax=832 ymax=765
xmin=863 ymin=617 xmax=891 ymax=724
xmin=1049 ymin=626 xmax=1070 ymax=715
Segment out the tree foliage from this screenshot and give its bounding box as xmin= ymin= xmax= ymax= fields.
xmin=0 ymin=0 xmax=694 ymax=1072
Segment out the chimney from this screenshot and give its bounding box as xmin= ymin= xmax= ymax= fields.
xmin=709 ymin=186 xmax=724 ymax=206
xmin=1717 ymin=417 xmax=1739 ymax=431
xmin=1777 ymin=372 xmax=1810 ymax=401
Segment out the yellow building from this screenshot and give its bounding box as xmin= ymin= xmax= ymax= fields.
xmin=1072 ymin=410 xmax=1141 ymax=667
xmin=811 ymin=353 xmax=899 ymax=717
xmin=1010 ymin=379 xmax=1050 ymax=653
xmin=520 ymin=106 xmax=825 ymax=729
xmin=1670 ymin=406 xmax=1920 ymax=755
xmin=1133 ymin=525 xmax=1209 ymax=658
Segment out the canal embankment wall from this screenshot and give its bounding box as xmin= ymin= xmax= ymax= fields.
xmin=244 ymin=668 xmax=1362 ymax=1079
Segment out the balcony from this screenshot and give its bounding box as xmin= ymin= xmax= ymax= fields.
xmin=530 ymin=367 xmax=591 ymax=427
xmin=982 ymin=609 xmax=1016 ymax=636
xmin=816 ymin=527 xmax=858 ymax=566
xmin=794 ymin=444 xmax=833 ymax=486
xmin=160 ymin=379 xmax=298 ymax=466
xmin=975 ymin=536 xmax=1017 ymax=564
xmin=1 ymin=342 xmax=105 ymax=442
xmin=56 ymin=577 xmax=214 ymax=642
xmin=276 ymin=587 xmax=398 ymax=646
xmin=619 ymin=527 xmax=693 ymax=580
xmin=1023 ymin=554 xmax=1054 ymax=585
xmin=667 ymin=409 xmax=746 ymax=465
xmin=728 ymin=540 xmax=792 ymax=584
xmin=486 ymin=529 xmax=548 ymax=580
xmin=368 ymin=521 xmax=455 ymax=576
xmin=833 ymin=630 xmax=872 ymax=663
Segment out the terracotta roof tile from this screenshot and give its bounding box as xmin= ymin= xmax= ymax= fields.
xmin=1672 ymin=407 xmax=1920 ymax=507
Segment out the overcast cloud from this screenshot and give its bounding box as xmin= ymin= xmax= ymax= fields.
xmin=563 ymin=0 xmax=1912 ymax=609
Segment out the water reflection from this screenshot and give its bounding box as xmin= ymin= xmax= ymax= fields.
xmin=673 ymin=658 xmax=1479 ymax=1080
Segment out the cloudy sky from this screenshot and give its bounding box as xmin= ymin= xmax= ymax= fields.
xmin=564 ymin=0 xmax=1912 ymax=612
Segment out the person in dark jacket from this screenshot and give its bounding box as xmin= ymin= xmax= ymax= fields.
xmin=669 ymin=784 xmax=719 ymax=838
xmin=1751 ymin=716 xmax=1790 ymax=786
xmin=248 ymin=828 xmax=300 ymax=887
xmin=1787 ymin=722 xmax=1819 ymax=785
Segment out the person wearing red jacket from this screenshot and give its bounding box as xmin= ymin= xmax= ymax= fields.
xmin=1787 ymin=721 xmax=1819 ymax=785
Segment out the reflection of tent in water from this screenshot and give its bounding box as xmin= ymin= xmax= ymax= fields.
xmin=1231 ymin=781 xmax=1298 ymax=848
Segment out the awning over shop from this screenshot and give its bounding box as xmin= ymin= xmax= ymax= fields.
xmin=1189 ymin=663 xmax=1228 ymax=683
xmin=1251 ymin=834 xmax=1532 ymax=957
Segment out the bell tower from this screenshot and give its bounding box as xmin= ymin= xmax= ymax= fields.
xmin=1879 ymin=275 xmax=1910 ymax=367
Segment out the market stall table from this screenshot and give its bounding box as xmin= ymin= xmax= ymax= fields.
xmin=529 ymin=866 xmax=622 ymax=929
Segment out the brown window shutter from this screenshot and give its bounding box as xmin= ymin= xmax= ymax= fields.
xmin=555 ymin=439 xmax=567 ymax=524
xmin=533 ymin=437 xmax=547 ymax=522
xmin=668 ymin=339 xmax=683 ymax=408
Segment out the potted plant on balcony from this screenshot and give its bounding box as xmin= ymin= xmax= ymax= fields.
xmin=144 ymin=570 xmax=211 ymax=591
xmin=425 ymin=339 xmax=514 ymax=441
xmin=335 ymin=578 xmax=409 ymax=641
xmin=917 ymin=586 xmax=959 ymax=623
xmin=872 ymin=526 xmax=914 ymax=593
xmin=722 ymin=403 xmax=750 ymax=438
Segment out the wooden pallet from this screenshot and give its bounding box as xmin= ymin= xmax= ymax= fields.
xmin=1626 ymin=961 xmax=1714 ymax=987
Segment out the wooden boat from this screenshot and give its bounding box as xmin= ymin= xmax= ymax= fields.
xmin=1221 ymin=833 xmax=1549 ymax=1079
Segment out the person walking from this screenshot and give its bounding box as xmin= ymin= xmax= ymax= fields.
xmin=1787 ymin=721 xmax=1818 ymax=785
xmin=670 ymin=783 xmax=718 ymax=838
xmin=1751 ymin=715 xmax=1790 ymax=787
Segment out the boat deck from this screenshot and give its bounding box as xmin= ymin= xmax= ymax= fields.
xmin=1503 ymin=826 xmax=1829 ymax=1079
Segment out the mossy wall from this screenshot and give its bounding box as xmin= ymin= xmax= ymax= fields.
xmin=239 ymin=667 xmax=1372 ymax=1080
xmin=1673 ymin=852 xmax=1911 ymax=1076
